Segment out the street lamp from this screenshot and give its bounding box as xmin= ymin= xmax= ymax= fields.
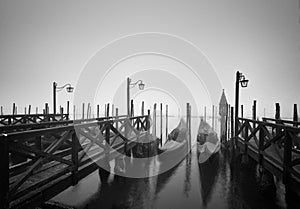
xmin=234 ymin=71 xmax=249 ymax=147
xmin=53 ymin=82 xmax=74 ymax=114
xmin=127 ymin=77 xmax=145 ymax=116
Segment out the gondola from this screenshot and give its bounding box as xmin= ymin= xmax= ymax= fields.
xmin=158 ymin=119 xmax=188 ymax=169
xmin=197 ymin=119 xmax=220 ymax=164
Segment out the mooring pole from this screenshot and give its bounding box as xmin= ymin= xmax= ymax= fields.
xmin=166 ymin=105 xmax=168 ymax=141
xmin=204 ymin=106 xmax=207 ymax=122
xmin=212 ymin=105 xmax=215 ymax=131
xmin=160 ymin=103 xmax=163 ymax=146
xmin=153 ymin=104 xmax=157 ymax=140
xmin=73 ymin=105 xmax=76 ymax=120
xmin=293 ymin=104 xmax=298 ymax=127
xmin=130 ymin=100 xmax=134 ymax=117
xmin=66 ymin=101 xmax=70 ymax=120
xmin=231 ymin=106 xmax=234 ymax=148
xmin=234 ymin=71 xmax=240 ymax=148
xmin=82 ymin=103 xmax=85 ymax=120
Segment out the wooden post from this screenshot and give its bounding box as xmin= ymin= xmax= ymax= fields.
xmin=153 ymin=104 xmax=157 ymax=139
xmin=275 ymin=103 xmax=280 ymax=134
xmin=0 ymin=135 xmax=9 ymax=208
xmin=87 ymin=103 xmax=90 ymax=119
xmin=186 ymin=103 xmax=189 ymax=151
xmin=242 ymin=120 xmax=249 ymax=163
xmin=45 ymin=103 xmax=49 ymax=121
xmin=204 ymin=106 xmax=207 ymax=122
xmin=73 ymin=105 xmax=76 ymax=120
xmin=228 ymin=104 xmax=231 ymax=139
xmin=12 ymin=103 xmax=16 ymax=115
xmin=186 ymin=103 xmax=191 ymax=153
xmin=231 ymin=107 xmax=234 ymax=148
xmin=215 ymin=106 xmax=218 ymax=132
xmin=67 ymin=101 xmax=70 ymax=120
xmin=82 ymin=103 xmax=85 ymax=120
xmin=258 ymin=124 xmax=264 ymax=167
xmin=60 ymin=107 xmax=64 ymax=120
xmin=252 ymin=100 xmax=257 ymax=120
xmin=97 ymin=105 xmax=100 ymax=118
xmin=212 ymin=105 xmax=215 ymax=131
xmin=241 ymin=105 xmax=244 ymax=118
xmin=28 ymin=105 xmax=31 ymax=115
xmin=166 ymin=105 xmax=168 ymax=141
xmin=106 ymin=103 xmax=110 ymax=117
xmin=111 ymin=104 xmax=114 ymax=117
xmin=283 ymin=130 xmax=292 ymax=185
xmin=147 ymin=109 xmax=151 ymax=130
xmin=71 ymin=131 xmax=79 ymax=185
xmin=115 ymin=108 xmax=119 ymax=130
xmin=12 ymin=103 xmax=16 ymax=125
xmin=160 ymin=103 xmax=163 ymax=146
xmin=141 ymin=101 xmax=145 ymax=116
xmin=293 ymin=104 xmax=298 ymax=127
xmin=275 ymin=103 xmax=280 ymax=120
xmin=130 ymin=100 xmax=134 ymax=117
xmin=36 ymin=107 xmax=38 ymax=115
xmin=0 ymin=106 xmax=3 ymax=115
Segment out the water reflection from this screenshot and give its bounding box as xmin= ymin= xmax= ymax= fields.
xmin=198 ymin=152 xmax=220 ymax=207
xmin=83 ymin=146 xmax=299 ymax=209
xmin=85 ymin=157 xmax=183 ymax=209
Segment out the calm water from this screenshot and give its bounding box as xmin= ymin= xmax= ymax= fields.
xmin=48 ymin=117 xmax=300 ymax=209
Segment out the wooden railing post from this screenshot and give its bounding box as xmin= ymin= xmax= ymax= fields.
xmin=66 ymin=101 xmax=70 ymax=120
xmin=275 ymin=103 xmax=280 ymax=135
xmin=243 ymin=121 xmax=249 ymax=162
xmin=0 ymin=135 xmax=9 ymax=208
xmin=71 ymin=131 xmax=79 ymax=186
xmin=147 ymin=109 xmax=150 ymax=131
xmin=258 ymin=123 xmax=264 ymax=167
xmin=283 ymin=130 xmax=292 ymax=185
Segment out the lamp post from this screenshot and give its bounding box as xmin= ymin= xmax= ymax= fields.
xmin=234 ymin=71 xmax=249 ymax=147
xmin=53 ymin=82 xmax=74 ymax=114
xmin=127 ymin=77 xmax=145 ymax=116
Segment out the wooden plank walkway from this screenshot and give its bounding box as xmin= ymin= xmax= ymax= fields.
xmin=235 ymin=117 xmax=300 ymax=193
xmin=0 ymin=115 xmax=150 ymax=209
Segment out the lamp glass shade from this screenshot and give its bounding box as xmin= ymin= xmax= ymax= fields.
xmin=240 ymin=79 xmax=249 ymax=88
xmin=66 ymin=86 xmax=74 ymax=93
xmin=138 ymin=83 xmax=145 ymax=90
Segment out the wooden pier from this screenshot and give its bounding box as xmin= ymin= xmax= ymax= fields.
xmin=0 ymin=114 xmax=150 ymax=209
xmin=235 ymin=116 xmax=300 ymax=193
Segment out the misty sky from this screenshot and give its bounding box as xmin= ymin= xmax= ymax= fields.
xmin=0 ymin=0 xmax=299 ymax=118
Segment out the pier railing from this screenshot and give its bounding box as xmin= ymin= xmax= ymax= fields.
xmin=236 ymin=117 xmax=300 ymax=187
xmin=0 ymin=115 xmax=150 ymax=209
xmin=0 ymin=114 xmax=69 ymax=126
xmin=0 ymin=115 xmax=128 ymax=134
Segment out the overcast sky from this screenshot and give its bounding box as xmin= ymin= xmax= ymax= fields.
xmin=0 ymin=0 xmax=299 ymax=118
